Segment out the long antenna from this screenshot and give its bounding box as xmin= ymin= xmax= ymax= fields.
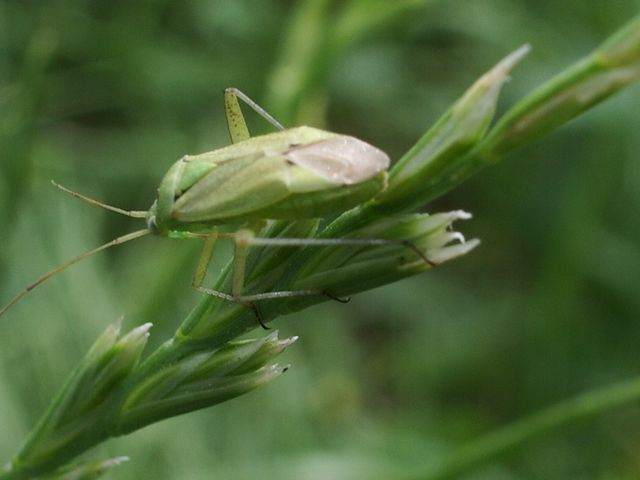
xmin=51 ymin=180 xmax=148 ymax=218
xmin=0 ymin=229 xmax=150 ymax=319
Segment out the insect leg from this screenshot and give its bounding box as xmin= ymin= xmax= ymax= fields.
xmin=229 ymin=234 xmax=436 ymax=304
xmin=223 ymin=88 xmax=284 ymax=144
xmin=191 ymin=229 xmax=270 ymax=329
xmin=191 ymin=229 xmax=218 ymax=289
xmin=224 ymin=89 xmax=251 ymax=143
xmin=230 ymin=229 xmax=329 ymax=302
xmin=210 ymin=234 xmax=433 ymax=306
xmin=245 ymin=236 xmax=436 ymax=267
xmin=231 ymin=229 xmax=253 ymax=298
xmin=235 ymin=230 xmax=335 ymax=328
xmin=236 ymin=289 xmax=347 ymax=303
xmin=194 ymin=232 xmax=432 ymax=328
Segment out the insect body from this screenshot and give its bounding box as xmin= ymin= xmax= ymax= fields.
xmin=148 ymin=126 xmax=389 ymax=236
xmin=0 ymin=88 xmax=428 ymax=326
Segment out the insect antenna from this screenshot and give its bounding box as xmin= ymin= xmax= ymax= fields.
xmin=51 ymin=180 xmax=148 ymax=218
xmin=0 ymin=229 xmax=151 ymax=319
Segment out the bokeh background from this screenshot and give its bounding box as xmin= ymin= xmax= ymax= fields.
xmin=1 ymin=1 xmax=640 ymax=479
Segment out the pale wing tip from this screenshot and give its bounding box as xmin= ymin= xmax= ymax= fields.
xmin=286 ymin=135 xmax=390 ymax=184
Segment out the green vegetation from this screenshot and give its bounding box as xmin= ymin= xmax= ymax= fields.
xmin=1 ymin=2 xmax=639 ymax=479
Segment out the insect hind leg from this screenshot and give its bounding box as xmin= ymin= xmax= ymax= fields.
xmin=194 ymin=285 xmax=269 ymax=329
xmin=193 ymin=230 xmax=431 ymax=330
xmin=223 ymin=88 xmax=284 ymax=144
xmin=193 ymin=229 xmax=348 ymax=329
xmin=197 ymin=285 xmax=337 ymax=330
xmin=245 ymin=236 xmax=437 ymax=267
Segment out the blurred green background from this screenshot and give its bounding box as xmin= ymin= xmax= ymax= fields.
xmin=1 ymin=1 xmax=640 ymax=479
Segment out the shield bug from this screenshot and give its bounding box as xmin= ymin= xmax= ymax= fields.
xmin=1 ymin=88 xmax=431 ymax=326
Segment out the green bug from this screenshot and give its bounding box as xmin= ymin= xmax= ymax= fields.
xmin=1 ymin=88 xmax=430 ymax=326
